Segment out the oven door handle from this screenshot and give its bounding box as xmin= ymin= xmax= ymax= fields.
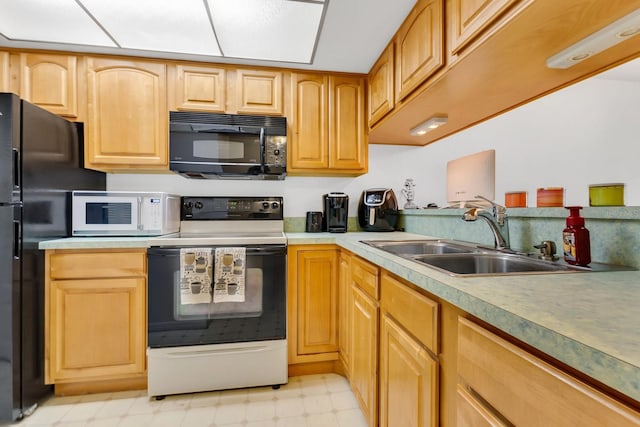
xmin=246 ymin=246 xmax=286 ymax=256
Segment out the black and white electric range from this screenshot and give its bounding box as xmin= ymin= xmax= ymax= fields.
xmin=146 ymin=196 xmax=287 ymax=398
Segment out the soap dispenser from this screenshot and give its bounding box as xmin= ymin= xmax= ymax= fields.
xmin=562 ymin=206 xmax=591 ymax=266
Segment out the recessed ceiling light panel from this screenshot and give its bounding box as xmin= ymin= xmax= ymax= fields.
xmin=208 ymin=0 xmax=325 ymax=63
xmin=0 ymin=0 xmax=116 ymax=46
xmin=81 ymin=0 xmax=221 ymax=56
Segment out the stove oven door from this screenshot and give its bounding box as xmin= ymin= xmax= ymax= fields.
xmin=147 ymin=244 xmax=286 ymax=348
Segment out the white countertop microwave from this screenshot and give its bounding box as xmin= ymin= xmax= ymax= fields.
xmin=72 ymin=191 xmax=180 ymax=236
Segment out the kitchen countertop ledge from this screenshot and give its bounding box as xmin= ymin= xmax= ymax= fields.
xmin=41 ymin=232 xmax=640 ymax=403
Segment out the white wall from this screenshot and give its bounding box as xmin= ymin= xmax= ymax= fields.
xmin=108 ymin=74 xmax=640 ymax=217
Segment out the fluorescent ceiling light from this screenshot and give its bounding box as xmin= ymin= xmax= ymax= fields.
xmin=410 ymin=115 xmax=448 ymax=136
xmin=81 ymin=0 xmax=221 ymax=56
xmin=208 ymin=0 xmax=325 ymax=63
xmin=547 ymin=8 xmax=640 ymax=69
xmin=0 ymin=0 xmax=115 ymax=47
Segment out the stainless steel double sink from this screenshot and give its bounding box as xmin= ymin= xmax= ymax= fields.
xmin=362 ymin=239 xmax=587 ymax=276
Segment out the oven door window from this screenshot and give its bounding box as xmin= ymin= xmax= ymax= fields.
xmin=147 ymin=245 xmax=286 ymax=348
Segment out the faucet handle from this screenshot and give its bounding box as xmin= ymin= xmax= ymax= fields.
xmin=534 ymin=241 xmax=558 ymax=261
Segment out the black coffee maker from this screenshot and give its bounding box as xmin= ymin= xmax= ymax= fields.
xmin=322 ymin=193 xmax=349 ymax=233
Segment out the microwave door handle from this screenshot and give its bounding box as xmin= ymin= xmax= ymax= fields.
xmin=259 ymin=127 xmax=266 ymax=173
xmin=190 ymin=124 xmax=241 ymax=133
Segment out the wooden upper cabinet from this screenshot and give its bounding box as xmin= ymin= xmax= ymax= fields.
xmin=329 ymin=75 xmax=366 ymax=172
xmin=235 ymin=69 xmax=283 ymax=115
xmin=290 ymin=72 xmax=329 ymax=170
xmin=449 ymin=0 xmax=519 ymax=55
xmin=395 ymin=0 xmax=444 ymax=102
xmin=367 ymin=43 xmax=394 ymax=128
xmin=86 ymin=57 xmax=168 ymax=170
xmin=0 ymin=51 xmax=9 ymax=92
xmin=290 ymin=72 xmax=367 ymax=175
xmin=395 ymin=0 xmax=444 ymax=101
xmin=171 ymin=64 xmax=226 ymax=112
xmin=19 ymin=53 xmax=79 ymax=119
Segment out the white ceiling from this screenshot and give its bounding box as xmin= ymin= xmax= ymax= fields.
xmin=0 ymin=0 xmax=417 ymax=73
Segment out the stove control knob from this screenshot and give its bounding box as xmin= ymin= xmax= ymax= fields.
xmin=262 ymin=202 xmax=269 ymax=209
xmin=195 ymin=201 xmax=204 ymax=209
xmin=184 ymin=201 xmax=193 ymax=209
xmin=271 ymin=202 xmax=279 ymax=209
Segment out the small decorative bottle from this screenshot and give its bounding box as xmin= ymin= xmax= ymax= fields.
xmin=562 ymin=206 xmax=591 ymax=266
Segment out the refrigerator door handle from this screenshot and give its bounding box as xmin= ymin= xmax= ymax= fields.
xmin=13 ymin=220 xmax=20 ymax=259
xmin=12 ymin=148 xmax=20 ymax=190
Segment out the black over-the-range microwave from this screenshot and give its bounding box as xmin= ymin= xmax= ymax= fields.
xmin=169 ymin=111 xmax=287 ymax=180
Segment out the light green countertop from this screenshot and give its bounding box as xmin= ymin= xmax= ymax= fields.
xmin=40 ymin=232 xmax=640 ymax=402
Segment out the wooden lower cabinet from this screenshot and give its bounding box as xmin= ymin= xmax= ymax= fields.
xmin=379 ymin=314 xmax=438 ymax=427
xmin=379 ymin=271 xmax=439 ymax=427
xmin=289 ymin=247 xmax=639 ymax=427
xmin=287 ymin=245 xmax=340 ymax=372
xmin=338 ymin=250 xmax=352 ymax=375
xmin=457 ymin=317 xmax=640 ymax=426
xmin=45 ymin=249 xmax=147 ymax=395
xmin=351 ymin=284 xmax=379 ymax=426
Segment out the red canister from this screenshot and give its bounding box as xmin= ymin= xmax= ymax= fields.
xmin=537 ymin=187 xmax=564 ymax=207
xmin=505 ymin=191 xmax=527 ymax=208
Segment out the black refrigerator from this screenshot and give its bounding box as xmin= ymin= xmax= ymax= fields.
xmin=0 ymin=93 xmax=106 ymax=422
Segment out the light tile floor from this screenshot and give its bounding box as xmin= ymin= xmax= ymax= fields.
xmin=9 ymin=374 xmax=367 ymax=427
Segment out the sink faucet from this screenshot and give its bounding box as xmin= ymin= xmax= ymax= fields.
xmin=462 ymin=196 xmax=510 ymax=250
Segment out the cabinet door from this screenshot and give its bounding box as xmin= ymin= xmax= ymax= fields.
xmin=449 ymin=0 xmax=519 ymax=55
xmin=296 ymin=249 xmax=339 ymax=355
xmin=0 ymin=51 xmax=10 ymax=92
xmin=48 ymin=277 xmax=146 ymax=382
xmin=329 ymin=75 xmax=366 ymax=172
xmin=290 ymin=72 xmax=328 ymax=170
xmin=235 ymin=69 xmax=283 ymax=115
xmin=379 ymin=314 xmax=438 ymax=427
xmin=86 ymin=58 xmax=167 ymax=170
xmin=351 ymin=285 xmax=379 ymax=427
xmin=20 ymin=53 xmax=79 ymax=118
xmin=458 ymin=317 xmax=640 ymax=426
xmin=456 ymin=385 xmax=508 ymax=427
xmin=338 ymin=251 xmax=351 ymax=373
xmin=395 ymin=0 xmax=444 ymax=101
xmin=368 ymin=43 xmax=395 ymax=127
xmin=171 ymin=64 xmax=226 ymax=112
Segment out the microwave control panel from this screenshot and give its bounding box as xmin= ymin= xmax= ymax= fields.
xmin=265 ymin=136 xmax=287 ymax=166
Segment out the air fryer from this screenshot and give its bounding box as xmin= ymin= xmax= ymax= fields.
xmin=322 ymin=193 xmax=349 ymax=233
xmin=358 ymin=188 xmax=398 ymax=231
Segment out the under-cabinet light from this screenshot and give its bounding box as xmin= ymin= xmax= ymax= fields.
xmin=546 ymin=8 xmax=640 ymax=69
xmin=410 ymin=115 xmax=448 ymax=136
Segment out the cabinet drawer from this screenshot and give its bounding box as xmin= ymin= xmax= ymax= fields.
xmin=381 ymin=271 xmax=439 ymax=354
xmin=457 ymin=317 xmax=640 ymax=426
xmin=49 ymin=250 xmax=147 ymax=279
xmin=351 ymin=256 xmax=379 ymax=300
